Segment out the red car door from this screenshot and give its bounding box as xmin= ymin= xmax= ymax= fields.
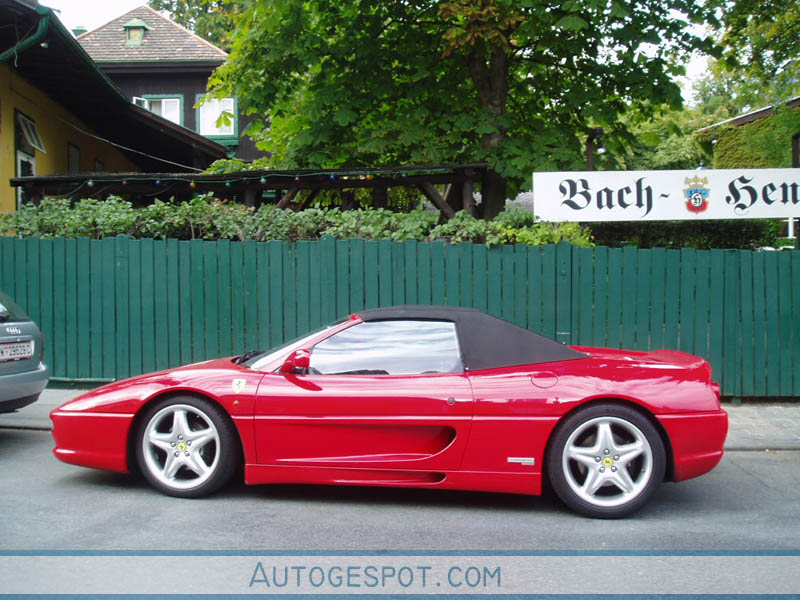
xmin=253 ymin=319 xmax=474 ymax=476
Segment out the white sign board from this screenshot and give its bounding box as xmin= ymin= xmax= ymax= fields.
xmin=532 ymin=168 xmax=800 ymax=222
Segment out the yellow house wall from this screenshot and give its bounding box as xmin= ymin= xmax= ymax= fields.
xmin=1 ymin=63 xmax=139 ymax=214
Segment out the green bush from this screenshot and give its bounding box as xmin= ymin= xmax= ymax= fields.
xmin=0 ymin=195 xmax=593 ymax=247
xmin=590 ymin=219 xmax=780 ymax=250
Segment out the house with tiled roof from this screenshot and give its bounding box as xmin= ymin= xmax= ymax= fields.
xmin=77 ymin=5 xmax=261 ymax=161
xmin=1 ymin=0 xmax=226 ymax=213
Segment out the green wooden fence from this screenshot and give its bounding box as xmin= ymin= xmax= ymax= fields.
xmin=1 ymin=235 xmax=799 ymax=398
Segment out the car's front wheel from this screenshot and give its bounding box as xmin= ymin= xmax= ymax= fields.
xmin=136 ymin=396 xmax=240 ymax=498
xmin=547 ymin=404 xmax=666 ymax=518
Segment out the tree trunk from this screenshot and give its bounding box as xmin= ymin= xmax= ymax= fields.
xmin=481 ymin=169 xmax=507 ymax=219
xmin=467 ymin=43 xmax=509 ymax=219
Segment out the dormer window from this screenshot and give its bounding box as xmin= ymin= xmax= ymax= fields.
xmin=123 ymin=18 xmax=152 ymax=46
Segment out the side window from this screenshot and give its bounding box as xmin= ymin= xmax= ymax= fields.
xmin=309 ymin=320 xmax=463 ymax=376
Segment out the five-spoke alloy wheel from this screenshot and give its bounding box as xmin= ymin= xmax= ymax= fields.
xmin=547 ymin=404 xmax=666 ymax=518
xmin=136 ymin=396 xmax=240 ymax=498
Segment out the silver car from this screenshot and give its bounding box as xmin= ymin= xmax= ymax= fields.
xmin=0 ymin=290 xmax=49 ymax=413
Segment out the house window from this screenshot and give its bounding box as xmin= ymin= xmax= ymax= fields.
xmin=68 ymin=143 xmax=81 ymax=172
xmin=133 ymin=95 xmax=183 ymax=126
xmin=15 ymin=151 xmax=35 ymax=209
xmin=16 ymin=112 xmax=46 ymax=154
xmin=196 ymin=96 xmax=236 ymax=138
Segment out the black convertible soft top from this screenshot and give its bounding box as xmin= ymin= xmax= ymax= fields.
xmin=357 ymin=305 xmax=587 ymax=371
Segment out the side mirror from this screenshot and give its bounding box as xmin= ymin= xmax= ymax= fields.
xmin=279 ymin=349 xmax=311 ymax=374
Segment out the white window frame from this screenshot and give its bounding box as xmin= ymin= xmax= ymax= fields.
xmin=16 ymin=113 xmax=46 ymax=153
xmin=196 ymin=96 xmax=236 ymax=138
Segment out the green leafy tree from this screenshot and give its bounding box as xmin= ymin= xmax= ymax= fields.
xmin=147 ymin=0 xmax=244 ymax=50
xmin=711 ymin=0 xmax=800 ymax=94
xmin=209 ymin=0 xmax=718 ymax=218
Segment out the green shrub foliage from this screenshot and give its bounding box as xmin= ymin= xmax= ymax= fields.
xmin=0 ymin=195 xmax=592 ymax=247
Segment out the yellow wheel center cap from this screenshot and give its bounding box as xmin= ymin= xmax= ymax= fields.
xmin=177 ymin=442 xmax=187 ymax=452
xmin=602 ymin=456 xmax=614 ymax=467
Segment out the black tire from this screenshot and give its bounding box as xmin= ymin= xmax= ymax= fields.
xmin=547 ymin=403 xmax=666 ymax=518
xmin=135 ymin=395 xmax=241 ymax=498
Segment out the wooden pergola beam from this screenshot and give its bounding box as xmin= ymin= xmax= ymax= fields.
xmin=418 ymin=182 xmax=456 ymax=219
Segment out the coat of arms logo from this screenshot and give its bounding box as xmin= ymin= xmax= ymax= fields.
xmin=684 ymin=175 xmax=710 ymax=213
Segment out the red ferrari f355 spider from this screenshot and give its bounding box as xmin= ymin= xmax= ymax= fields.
xmin=52 ymin=305 xmax=727 ymax=518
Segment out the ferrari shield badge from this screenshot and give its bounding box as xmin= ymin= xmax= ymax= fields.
xmin=232 ymin=378 xmax=246 ymax=394
xmin=684 ymin=176 xmax=710 ymax=213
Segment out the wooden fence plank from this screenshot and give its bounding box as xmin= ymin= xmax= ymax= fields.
xmin=114 ymin=236 xmax=130 ymax=380
xmin=763 ymin=252 xmax=781 ymax=396
xmin=378 ymin=239 xmax=393 ymax=307
xmin=153 ymin=240 xmax=169 ymax=370
xmin=216 ymin=240 xmax=232 ymax=358
xmin=203 ymin=241 xmax=220 ymax=359
xmin=51 ymin=238 xmax=66 ymax=378
xmin=777 ymin=252 xmax=793 ymax=396
xmin=64 ymin=240 xmax=78 ymax=378
xmin=678 ymin=249 xmax=696 ymax=354
xmin=165 ymin=239 xmax=181 ymax=368
xmin=76 ymin=238 xmax=90 ymax=379
xmin=283 ymin=242 xmax=297 ymax=341
xmin=190 ymin=239 xmax=205 ymax=363
xmin=621 ymin=247 xmax=638 ymax=350
xmin=592 ymin=246 xmax=608 ymax=348
xmin=556 ymin=243 xmax=572 ymax=344
xmin=350 ymin=238 xmax=366 ymax=312
xmin=708 ymin=250 xmax=724 ymax=392
xmin=268 ymin=241 xmax=284 ymax=348
xmin=541 ymin=245 xmax=557 ymax=339
xmin=178 ymin=241 xmax=192 ymax=366
xmin=513 ymin=245 xmax=527 ymax=327
xmin=473 ymin=244 xmax=488 ymax=313
xmin=229 ymin=241 xmax=245 ymax=355
xmin=527 ymin=246 xmax=542 ymax=333
xmin=751 ymin=251 xmax=768 ymax=396
xmin=295 ymin=241 xmax=311 ymax=335
xmin=501 ymin=245 xmax=515 ymax=322
xmin=101 ymin=237 xmax=115 ymax=379
xmin=140 ymin=238 xmax=156 ymax=373
xmin=24 ymin=238 xmax=40 ymax=330
xmin=663 ymin=249 xmax=680 ymax=351
xmin=723 ymin=250 xmax=742 ymax=397
xmin=243 ymin=241 xmax=259 ymax=350
xmin=486 ymin=245 xmax=502 ymax=317
xmin=635 ymin=249 xmax=651 ymax=351
xmin=693 ymin=250 xmax=711 ymax=361
xmin=431 ymin=241 xmax=445 ymax=306
xmin=127 ymin=239 xmax=143 ymax=378
xmin=738 ymin=251 xmax=755 ymax=396
xmin=256 ymin=241 xmax=270 ymax=348
xmin=89 ymin=240 xmax=103 ymax=377
xmin=459 ymin=243 xmax=473 ymax=308
xmin=417 ymin=241 xmax=431 ymax=306
xmin=606 ymin=248 xmax=623 ymax=348
xmin=792 ymin=252 xmax=800 ymax=396
xmin=649 ymin=248 xmax=665 ymax=351
xmin=577 ymin=247 xmax=594 ymax=346
xmin=364 ymin=240 xmax=379 ymax=309
xmin=404 ymin=240 xmax=418 ymax=306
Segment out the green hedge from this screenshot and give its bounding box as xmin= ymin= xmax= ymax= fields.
xmin=0 ymin=195 xmax=592 ymax=246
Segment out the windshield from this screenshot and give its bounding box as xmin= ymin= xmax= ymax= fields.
xmin=242 ymin=319 xmax=349 ymax=371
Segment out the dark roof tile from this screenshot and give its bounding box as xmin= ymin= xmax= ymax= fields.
xmin=77 ymin=4 xmax=227 ymax=63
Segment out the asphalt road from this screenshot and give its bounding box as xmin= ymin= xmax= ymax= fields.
xmin=2 ymin=428 xmax=799 ymax=551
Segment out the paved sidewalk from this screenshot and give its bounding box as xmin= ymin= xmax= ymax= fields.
xmin=1 ymin=386 xmax=798 ymax=451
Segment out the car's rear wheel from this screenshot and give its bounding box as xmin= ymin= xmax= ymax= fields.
xmin=547 ymin=404 xmax=665 ymax=518
xmin=136 ymin=396 xmax=240 ymax=498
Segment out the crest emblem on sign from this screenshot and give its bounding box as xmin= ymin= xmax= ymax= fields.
xmin=684 ymin=176 xmax=710 ymax=213
xmin=232 ymin=379 xmax=246 ymax=394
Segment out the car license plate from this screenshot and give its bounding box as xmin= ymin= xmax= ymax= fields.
xmin=0 ymin=340 xmax=34 ymax=361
